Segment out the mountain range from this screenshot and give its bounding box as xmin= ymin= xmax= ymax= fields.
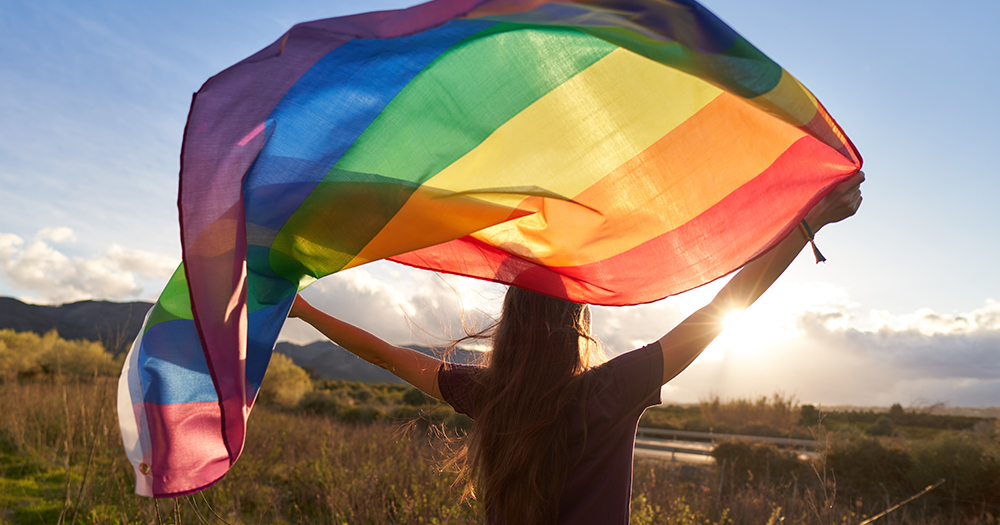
xmin=0 ymin=296 xmax=478 ymax=382
xmin=274 ymin=340 xmax=480 ymax=384
xmin=0 ymin=296 xmax=152 ymax=354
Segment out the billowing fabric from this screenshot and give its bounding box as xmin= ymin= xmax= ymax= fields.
xmin=118 ymin=0 xmax=862 ymax=497
xmin=438 ymin=342 xmax=664 ymax=524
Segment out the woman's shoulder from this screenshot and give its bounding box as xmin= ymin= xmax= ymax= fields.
xmin=593 ymin=341 xmax=663 ymax=374
xmin=585 ymin=341 xmax=663 ymax=403
xmin=437 ymin=362 xmax=484 ymax=417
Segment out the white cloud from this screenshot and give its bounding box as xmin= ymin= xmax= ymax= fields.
xmin=0 ymin=234 xmax=24 ymax=261
xmin=276 ymin=266 xmax=1000 ymax=407
xmin=661 ymin=291 xmax=1000 ymax=408
xmin=36 ymin=227 xmax=76 ymax=243
xmin=0 ymin=228 xmax=178 ymax=304
xmin=868 ymin=300 xmax=1000 ymax=336
xmin=279 ymin=261 xmax=503 ymax=348
xmin=104 ymin=244 xmax=179 ymax=280
xmin=591 ymin=301 xmax=689 ymax=356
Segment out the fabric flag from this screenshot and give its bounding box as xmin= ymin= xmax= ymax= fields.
xmin=118 ymin=0 xmax=861 ymax=496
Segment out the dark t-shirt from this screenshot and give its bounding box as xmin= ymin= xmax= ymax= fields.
xmin=438 ymin=341 xmax=664 ymax=524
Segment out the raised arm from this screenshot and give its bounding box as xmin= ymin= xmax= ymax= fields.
xmin=288 ymin=296 xmax=444 ymax=400
xmin=657 ymin=171 xmax=865 ymax=385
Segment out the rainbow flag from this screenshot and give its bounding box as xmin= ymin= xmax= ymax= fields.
xmin=118 ymin=0 xmax=861 ymax=496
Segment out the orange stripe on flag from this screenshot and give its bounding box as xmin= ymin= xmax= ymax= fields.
xmin=391 ymin=135 xmax=857 ymax=305
xmin=469 ymin=91 xmax=809 ymax=267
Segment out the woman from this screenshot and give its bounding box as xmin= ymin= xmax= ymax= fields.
xmin=288 ymin=171 xmax=864 ymax=524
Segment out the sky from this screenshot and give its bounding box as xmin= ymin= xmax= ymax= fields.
xmin=1 ymin=0 xmax=997 ymax=407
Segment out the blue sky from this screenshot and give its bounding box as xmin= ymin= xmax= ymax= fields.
xmin=1 ymin=0 xmax=997 ymax=407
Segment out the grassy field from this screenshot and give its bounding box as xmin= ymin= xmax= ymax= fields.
xmin=1 ymin=330 xmax=998 ymax=524
xmin=2 ymin=378 xmax=998 ymax=524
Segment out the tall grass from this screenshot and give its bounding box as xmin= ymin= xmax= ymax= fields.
xmin=0 ymin=379 xmax=480 ymax=524
xmin=1 ymin=364 xmax=997 ymax=523
xmin=698 ymin=393 xmax=798 ymax=435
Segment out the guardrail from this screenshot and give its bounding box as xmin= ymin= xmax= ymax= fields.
xmin=635 ymin=427 xmax=821 ymax=450
xmin=634 ymin=439 xmax=713 ymax=457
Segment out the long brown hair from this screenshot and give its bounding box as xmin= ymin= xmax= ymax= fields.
xmin=452 ymin=286 xmax=601 ymax=524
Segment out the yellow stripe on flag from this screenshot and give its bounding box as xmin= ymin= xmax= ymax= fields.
xmin=470 ymin=92 xmax=810 ymax=267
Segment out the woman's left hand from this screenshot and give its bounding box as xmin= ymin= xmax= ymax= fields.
xmin=288 ymin=294 xmax=313 ymax=319
xmin=805 ymin=170 xmax=865 ymax=231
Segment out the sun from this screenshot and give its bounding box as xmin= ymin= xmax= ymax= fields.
xmin=722 ymin=310 xmax=747 ymax=332
xmin=716 ymin=310 xmax=774 ymax=353
xmin=703 ymin=307 xmax=790 ymax=361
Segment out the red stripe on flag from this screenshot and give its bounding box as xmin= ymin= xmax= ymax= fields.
xmin=390 ymin=135 xmax=857 ymax=305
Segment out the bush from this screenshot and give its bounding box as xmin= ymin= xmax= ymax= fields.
xmin=349 ymin=384 xmax=374 ymax=402
xmin=402 ymin=386 xmax=433 ymax=406
xmin=712 ymin=440 xmax=809 ymax=488
xmin=799 ymin=404 xmax=820 ymax=426
xmin=866 ymin=416 xmax=894 ymax=436
xmin=258 ymin=352 xmax=312 ymax=407
xmin=390 ymin=406 xmax=423 ymax=421
xmin=341 ymin=404 xmax=385 ymax=424
xmin=909 ymin=433 xmax=1000 ymax=511
xmin=299 ymin=390 xmax=349 ymax=416
xmin=737 ymin=424 xmax=783 ymax=439
xmin=826 ymin=438 xmax=912 ymax=500
xmin=0 ymin=329 xmax=117 ymax=380
xmin=444 ymin=411 xmax=473 ymax=432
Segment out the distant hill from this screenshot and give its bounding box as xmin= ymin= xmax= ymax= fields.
xmin=0 ymin=297 xmax=152 ymax=354
xmin=275 ymin=340 xmax=481 ymax=384
xmin=0 ymin=296 xmax=481 ymax=383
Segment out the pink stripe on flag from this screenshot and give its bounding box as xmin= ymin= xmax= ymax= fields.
xmin=144 ymin=401 xmax=232 ymax=496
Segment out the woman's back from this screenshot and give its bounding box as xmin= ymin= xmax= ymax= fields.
xmin=439 ymin=341 xmax=664 ymax=524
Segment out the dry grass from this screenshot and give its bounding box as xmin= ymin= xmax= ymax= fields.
xmin=0 ymin=379 xmax=478 ymax=524
xmin=699 ymin=393 xmax=799 ymax=434
xmin=2 ymin=379 xmax=998 ymax=524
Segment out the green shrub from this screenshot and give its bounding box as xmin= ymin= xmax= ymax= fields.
xmin=299 ymin=389 xmax=349 ymax=416
xmin=866 ymin=416 xmax=894 ymax=436
xmin=737 ymin=424 xmax=783 ymax=438
xmin=908 ymin=432 xmax=1000 ymax=511
xmin=444 ymin=411 xmax=473 ymax=432
xmin=258 ymin=352 xmax=311 ymax=407
xmin=799 ymin=404 xmax=820 ymax=426
xmin=349 ymin=384 xmax=374 ymax=402
xmin=639 ymin=404 xmax=699 ymax=430
xmin=402 ymin=386 xmax=433 ymax=406
xmin=712 ymin=440 xmax=809 ymax=488
xmin=0 ymin=329 xmax=117 ymax=380
xmin=390 ymin=406 xmax=423 ymax=421
xmin=682 ymin=419 xmax=737 ymax=434
xmin=826 ymin=438 xmax=912 ymax=500
xmin=341 ymin=404 xmax=385 ymax=424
